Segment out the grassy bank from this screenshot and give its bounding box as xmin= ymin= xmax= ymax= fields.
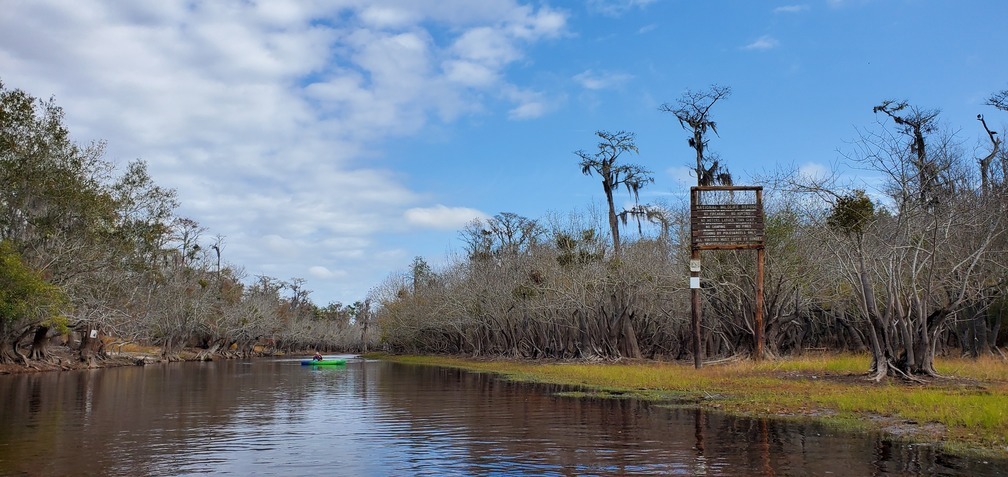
xmin=375 ymin=353 xmax=1008 ymax=458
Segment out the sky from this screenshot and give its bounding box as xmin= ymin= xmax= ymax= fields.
xmin=2 ymin=0 xmax=1007 ymax=306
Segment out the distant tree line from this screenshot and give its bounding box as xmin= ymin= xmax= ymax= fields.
xmin=0 ymin=79 xmax=378 ymax=367
xmin=373 ymin=85 xmax=1008 ymax=380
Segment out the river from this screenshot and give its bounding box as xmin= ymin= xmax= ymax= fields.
xmin=0 ymin=357 xmax=1004 ymax=476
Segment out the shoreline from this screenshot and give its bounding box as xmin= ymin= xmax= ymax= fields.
xmin=372 ymin=353 xmax=1008 ymax=461
xmin=0 ymin=347 xmax=295 ymax=375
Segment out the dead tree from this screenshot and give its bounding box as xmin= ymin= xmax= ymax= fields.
xmin=660 ymin=85 xmax=733 ymax=186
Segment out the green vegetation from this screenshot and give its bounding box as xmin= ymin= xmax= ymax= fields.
xmin=0 ymin=240 xmax=68 ymax=363
xmin=377 ymin=353 xmax=1008 ymax=457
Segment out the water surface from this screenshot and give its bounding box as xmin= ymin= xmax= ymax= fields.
xmin=0 ymin=358 xmax=1003 ymax=476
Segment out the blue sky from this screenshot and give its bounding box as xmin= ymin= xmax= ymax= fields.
xmin=2 ymin=1 xmax=1006 ymax=305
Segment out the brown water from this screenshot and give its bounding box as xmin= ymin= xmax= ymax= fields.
xmin=0 ymin=358 xmax=1004 ymax=476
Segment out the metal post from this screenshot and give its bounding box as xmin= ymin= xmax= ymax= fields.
xmin=691 ymin=247 xmax=702 ymax=369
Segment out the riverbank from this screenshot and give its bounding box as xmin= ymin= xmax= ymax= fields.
xmin=374 ymin=353 xmax=1008 ymax=460
xmin=0 ymin=345 xmax=202 ymax=375
xmin=0 ymin=343 xmax=304 ymax=375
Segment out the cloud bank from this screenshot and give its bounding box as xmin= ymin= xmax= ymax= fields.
xmin=0 ymin=0 xmax=568 ymax=303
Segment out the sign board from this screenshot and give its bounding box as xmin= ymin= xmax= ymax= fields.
xmin=689 ymin=185 xmax=767 ymax=366
xmin=89 ymin=329 xmax=98 ymax=339
xmin=690 ymin=186 xmax=765 ymax=250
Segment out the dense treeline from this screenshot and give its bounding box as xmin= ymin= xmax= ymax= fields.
xmin=373 ymin=87 xmax=1008 ymax=379
xmin=0 ymin=80 xmax=378 ymax=367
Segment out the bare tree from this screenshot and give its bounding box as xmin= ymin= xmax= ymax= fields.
xmin=811 ymin=104 xmax=1004 ymax=380
xmin=873 ymin=100 xmax=945 ymax=206
xmin=460 ymin=212 xmax=544 ymax=261
xmin=987 ymin=88 xmax=1008 ymax=112
xmin=575 ymin=130 xmax=653 ymax=260
xmin=976 ymin=113 xmax=1000 ymax=194
xmin=660 ymin=85 xmax=733 ymax=186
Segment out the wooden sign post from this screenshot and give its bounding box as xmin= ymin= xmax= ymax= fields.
xmin=690 ymin=186 xmax=766 ymax=368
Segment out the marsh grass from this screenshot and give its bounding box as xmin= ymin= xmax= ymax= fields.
xmin=378 ymin=353 xmax=1008 ymax=455
xmin=935 ymin=355 xmax=1008 ymax=381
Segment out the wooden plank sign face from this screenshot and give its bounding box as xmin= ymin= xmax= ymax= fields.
xmin=690 ymin=186 xmax=765 ymax=250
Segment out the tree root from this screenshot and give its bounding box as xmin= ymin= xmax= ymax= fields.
xmin=888 ymin=362 xmax=927 ymax=383
xmin=866 ymin=359 xmax=930 ymax=384
xmin=704 ymin=353 xmax=748 ymax=366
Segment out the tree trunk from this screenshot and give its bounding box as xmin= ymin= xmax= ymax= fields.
xmin=28 ymin=325 xmax=52 ymax=361
xmin=0 ymin=326 xmax=33 ymax=365
xmin=78 ymin=324 xmax=103 ymax=367
xmin=621 ymin=311 xmax=642 ymax=359
xmin=603 ymin=179 xmax=621 ymax=260
xmin=897 ymin=318 xmax=915 ymax=372
xmin=973 ymin=306 xmax=990 ymax=357
xmin=194 ymin=339 xmax=223 ymax=361
xmin=989 ymin=306 xmax=1003 ymax=350
xmin=912 ymin=295 xmax=930 ymax=372
xmin=161 ymin=335 xmax=178 ymax=361
xmin=839 ymin=316 xmax=867 ymax=352
xmin=919 ymin=309 xmax=951 ymax=377
xmin=576 ymin=310 xmax=592 ymax=359
xmin=0 ymin=339 xmax=26 ymax=365
xmin=857 ymin=254 xmax=891 ymax=380
xmin=893 ymin=295 xmax=915 ymax=372
xmin=866 ymin=317 xmax=887 ymax=380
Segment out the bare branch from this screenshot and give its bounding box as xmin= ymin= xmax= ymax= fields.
xmin=659 ymin=84 xmax=733 ymax=186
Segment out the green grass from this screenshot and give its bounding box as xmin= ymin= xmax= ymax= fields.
xmin=375 ymin=353 xmax=1008 ymax=457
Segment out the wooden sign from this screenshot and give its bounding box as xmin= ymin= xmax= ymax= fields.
xmin=690 ymin=187 xmax=764 ymax=250
xmin=689 ymin=185 xmax=766 ymax=367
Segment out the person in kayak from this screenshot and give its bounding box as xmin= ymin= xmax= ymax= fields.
xmin=313 ymin=351 xmax=323 ymax=361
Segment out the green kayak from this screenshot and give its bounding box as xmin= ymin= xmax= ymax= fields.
xmin=301 ymin=359 xmax=347 ymax=366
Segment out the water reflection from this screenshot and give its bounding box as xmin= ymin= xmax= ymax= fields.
xmin=0 ymin=359 xmax=1003 ymax=476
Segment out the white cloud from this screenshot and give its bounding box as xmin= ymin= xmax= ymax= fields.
xmin=443 ymin=60 xmax=499 ymax=87
xmin=508 ymin=5 xmax=567 ymax=39
xmin=405 ymin=205 xmax=489 ymax=230
xmin=774 ymin=5 xmax=810 ymax=13
xmin=503 ymin=86 xmax=557 ymax=120
xmin=797 ymin=162 xmax=830 ymax=181
xmin=744 ymin=35 xmax=780 ymax=51
xmin=573 ymin=69 xmax=633 ymax=90
xmin=667 ymin=166 xmax=696 ymax=187
xmin=451 ymin=27 xmax=521 ymax=66
xmin=509 ymin=101 xmax=547 ymax=119
xmin=0 ymin=0 xmax=567 ymax=303
xmin=308 ymin=266 xmax=346 ymax=280
xmin=588 ymin=0 xmax=658 ymax=17
xmin=262 ymin=234 xmax=299 ymax=257
xmin=359 ymin=6 xmax=418 ymax=28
